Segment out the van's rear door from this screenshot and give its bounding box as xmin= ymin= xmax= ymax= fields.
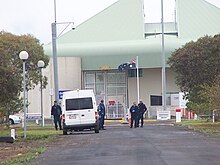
xmin=78 ymin=97 xmax=96 ymax=124
xmin=65 ymin=99 xmax=81 ymax=125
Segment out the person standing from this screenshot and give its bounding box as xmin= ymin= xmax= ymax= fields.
xmin=51 ymin=100 xmax=62 ymax=130
xmin=138 ymin=99 xmax=147 ymax=127
xmin=129 ymin=102 xmax=139 ymax=128
xmin=98 ymin=100 xmax=106 ymax=130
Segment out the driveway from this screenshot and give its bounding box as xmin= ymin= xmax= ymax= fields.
xmin=31 ymin=121 xmax=220 ymax=165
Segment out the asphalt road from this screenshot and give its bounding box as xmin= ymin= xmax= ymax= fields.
xmin=31 ymin=121 xmax=220 ymax=165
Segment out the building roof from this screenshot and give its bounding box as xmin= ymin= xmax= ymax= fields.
xmin=44 ymin=0 xmax=220 ymax=70
xmin=177 ymin=0 xmax=220 ymax=39
xmin=56 ymin=0 xmax=145 ymax=44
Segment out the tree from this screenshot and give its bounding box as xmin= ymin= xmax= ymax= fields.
xmin=204 ymin=76 xmax=220 ymax=110
xmin=168 ymin=34 xmax=220 ymax=114
xmin=0 ymin=31 xmax=49 ymax=118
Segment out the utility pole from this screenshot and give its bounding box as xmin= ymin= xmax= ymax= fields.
xmin=161 ymin=0 xmax=166 ymax=111
xmin=52 ymin=0 xmax=59 ymax=102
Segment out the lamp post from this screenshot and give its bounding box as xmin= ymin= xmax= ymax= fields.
xmin=19 ymin=51 xmax=29 ymax=138
xmin=37 ymin=60 xmax=45 ymax=127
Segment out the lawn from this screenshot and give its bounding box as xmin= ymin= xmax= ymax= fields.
xmin=179 ymin=120 xmax=220 ymax=137
xmin=0 ymin=124 xmax=63 ymax=165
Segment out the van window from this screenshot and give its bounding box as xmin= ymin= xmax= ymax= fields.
xmin=66 ymin=97 xmax=93 ymax=111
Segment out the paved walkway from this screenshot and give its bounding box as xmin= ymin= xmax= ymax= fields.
xmin=31 ymin=121 xmax=220 ymax=165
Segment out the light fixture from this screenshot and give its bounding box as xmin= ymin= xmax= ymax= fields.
xmin=19 ymin=51 xmax=29 ymax=60
xmin=37 ymin=60 xmax=45 ymax=68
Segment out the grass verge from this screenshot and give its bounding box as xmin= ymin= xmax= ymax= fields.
xmin=179 ymin=120 xmax=220 ymax=137
xmin=0 ymin=125 xmax=62 ymax=164
xmin=1 ymin=147 xmax=46 ymax=165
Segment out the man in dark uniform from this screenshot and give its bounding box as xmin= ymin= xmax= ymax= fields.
xmin=51 ymin=100 xmax=62 ymax=130
xmin=129 ymin=102 xmax=139 ymax=128
xmin=98 ymin=100 xmax=106 ymax=130
xmin=138 ymin=99 xmax=147 ymax=127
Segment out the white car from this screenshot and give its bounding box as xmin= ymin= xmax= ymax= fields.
xmin=9 ymin=115 xmax=22 ymax=124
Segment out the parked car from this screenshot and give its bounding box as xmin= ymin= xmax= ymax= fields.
xmin=9 ymin=115 xmax=22 ymax=124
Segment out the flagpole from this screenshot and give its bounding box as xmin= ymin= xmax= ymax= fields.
xmin=136 ymin=56 xmax=140 ymax=102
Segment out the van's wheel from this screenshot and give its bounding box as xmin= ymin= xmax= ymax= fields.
xmin=63 ymin=129 xmax=67 ymax=135
xmin=94 ymin=126 xmax=99 ymax=133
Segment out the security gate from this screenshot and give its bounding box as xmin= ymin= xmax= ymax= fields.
xmin=83 ymin=71 xmax=127 ymax=119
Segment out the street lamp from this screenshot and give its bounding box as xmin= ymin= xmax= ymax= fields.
xmin=37 ymin=60 xmax=45 ymax=127
xmin=19 ymin=50 xmax=29 ymax=138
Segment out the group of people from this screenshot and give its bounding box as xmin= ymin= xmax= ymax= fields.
xmin=50 ymin=99 xmax=147 ymax=131
xmin=97 ymin=99 xmax=147 ymax=129
xmin=129 ymin=100 xmax=147 ymax=128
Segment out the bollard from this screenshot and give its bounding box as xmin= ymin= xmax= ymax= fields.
xmin=176 ymin=108 xmax=181 ymax=122
xmin=11 ymin=129 xmax=15 ymax=139
xmin=22 ymin=117 xmax=24 ymax=128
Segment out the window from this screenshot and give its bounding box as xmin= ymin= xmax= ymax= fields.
xmin=66 ymin=97 xmax=93 ymax=110
xmin=150 ymin=95 xmax=162 ymax=106
xmin=128 ymin=69 xmax=143 ymax=77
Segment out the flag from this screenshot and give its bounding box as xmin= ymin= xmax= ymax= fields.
xmin=118 ymin=59 xmax=136 ymax=72
xmin=118 ymin=63 xmax=128 ymax=72
xmin=130 ymin=59 xmax=136 ymax=64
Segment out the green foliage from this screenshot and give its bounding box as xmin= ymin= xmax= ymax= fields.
xmin=168 ymin=34 xmax=220 ymax=114
xmin=205 ymin=76 xmax=220 ymax=110
xmin=0 ymin=31 xmax=49 ymax=116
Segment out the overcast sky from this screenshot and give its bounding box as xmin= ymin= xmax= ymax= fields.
xmin=0 ymin=0 xmax=220 ymax=44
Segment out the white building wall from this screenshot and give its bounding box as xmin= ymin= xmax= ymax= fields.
xmin=27 ymin=57 xmax=81 ymax=118
xmin=128 ymin=68 xmax=180 ymax=108
xmin=27 ymin=60 xmax=179 ymax=118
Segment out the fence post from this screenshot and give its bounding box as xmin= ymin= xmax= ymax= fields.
xmin=213 ymin=110 xmax=215 ymax=123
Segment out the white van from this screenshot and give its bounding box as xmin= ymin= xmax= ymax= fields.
xmin=61 ymin=89 xmax=99 ymax=135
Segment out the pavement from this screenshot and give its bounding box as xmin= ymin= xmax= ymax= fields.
xmin=31 ymin=120 xmax=220 ymax=165
xmin=105 ymin=119 xmax=157 ymax=123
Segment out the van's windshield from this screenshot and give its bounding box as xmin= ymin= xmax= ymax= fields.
xmin=66 ymin=97 xmax=93 ymax=111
